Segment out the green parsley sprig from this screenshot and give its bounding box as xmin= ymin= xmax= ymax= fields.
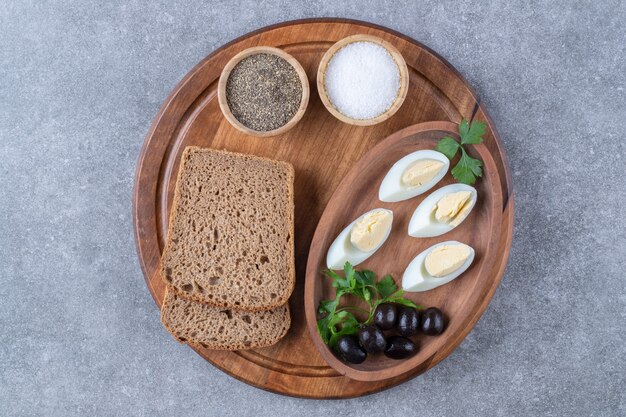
xmin=437 ymin=119 xmax=486 ymax=185
xmin=316 ymin=262 xmax=419 ymax=349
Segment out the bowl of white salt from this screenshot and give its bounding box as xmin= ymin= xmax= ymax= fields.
xmin=317 ymin=34 xmax=409 ymax=126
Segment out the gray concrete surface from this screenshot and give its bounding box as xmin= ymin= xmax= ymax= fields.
xmin=1 ymin=1 xmax=624 ymax=416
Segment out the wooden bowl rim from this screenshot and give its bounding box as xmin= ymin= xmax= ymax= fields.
xmin=304 ymin=120 xmax=503 ymax=381
xmin=316 ymin=34 xmax=409 ymax=126
xmin=217 ymin=46 xmax=310 ymax=137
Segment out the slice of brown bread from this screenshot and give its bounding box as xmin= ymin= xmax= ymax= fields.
xmin=160 ymin=290 xmax=290 ymax=350
xmin=160 ymin=146 xmax=295 ymax=311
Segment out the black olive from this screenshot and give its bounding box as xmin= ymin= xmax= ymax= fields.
xmin=384 ymin=336 xmax=417 ymax=359
xmin=373 ymin=303 xmax=398 ymax=330
xmin=420 ymin=307 xmax=446 ymax=335
xmin=336 ymin=335 xmax=367 ymax=364
xmin=357 ymin=324 xmax=386 ymax=353
xmin=397 ymin=307 xmax=420 ymax=337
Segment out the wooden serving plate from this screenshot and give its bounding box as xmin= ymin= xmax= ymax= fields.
xmin=133 ymin=18 xmax=514 ymax=398
xmin=305 ymin=122 xmax=502 ymax=381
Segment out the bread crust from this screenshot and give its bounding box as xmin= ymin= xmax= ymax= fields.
xmin=160 ymin=290 xmax=291 ymax=350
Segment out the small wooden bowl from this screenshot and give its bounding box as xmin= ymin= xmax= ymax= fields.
xmin=217 ymin=46 xmax=310 ymax=137
xmin=317 ymin=34 xmax=409 ymax=126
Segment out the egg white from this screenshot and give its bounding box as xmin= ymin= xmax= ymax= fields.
xmin=407 ymin=183 xmax=477 ymax=238
xmin=326 ymin=208 xmax=393 ymax=270
xmin=402 ymin=241 xmax=475 ymax=292
xmin=378 ymin=150 xmax=449 ymax=203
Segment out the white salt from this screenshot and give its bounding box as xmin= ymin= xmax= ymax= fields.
xmin=324 ymin=41 xmax=401 ymax=120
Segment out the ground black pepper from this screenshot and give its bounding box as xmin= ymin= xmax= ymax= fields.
xmin=226 ymin=53 xmax=303 ymax=132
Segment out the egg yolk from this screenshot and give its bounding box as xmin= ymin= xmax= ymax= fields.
xmin=350 ymin=210 xmax=392 ymax=252
xmin=425 ymin=244 xmax=471 ymax=277
xmin=434 ymin=191 xmax=473 ymax=226
xmin=401 ymin=159 xmax=444 ymax=187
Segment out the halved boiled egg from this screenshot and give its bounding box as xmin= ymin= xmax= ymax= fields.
xmin=402 ymin=241 xmax=475 ymax=292
xmin=378 ymin=150 xmax=449 ymax=202
xmin=408 ymin=183 xmax=477 ymax=238
xmin=326 ymin=208 xmax=393 ymax=270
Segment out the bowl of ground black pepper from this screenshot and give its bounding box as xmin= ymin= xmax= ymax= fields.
xmin=218 ymin=46 xmax=310 ymax=137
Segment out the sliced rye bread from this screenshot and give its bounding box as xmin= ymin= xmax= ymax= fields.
xmin=160 ymin=146 xmax=295 ymax=311
xmin=161 ymin=290 xmax=290 ymax=350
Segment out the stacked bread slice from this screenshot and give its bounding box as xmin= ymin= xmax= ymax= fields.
xmin=159 ymin=147 xmax=295 ymax=350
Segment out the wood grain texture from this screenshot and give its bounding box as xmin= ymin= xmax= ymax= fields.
xmin=133 ymin=18 xmax=514 ymax=398
xmin=305 ymin=121 xmax=502 ymax=381
xmin=317 ymin=34 xmax=409 ymax=126
xmin=217 ymin=46 xmax=310 ymax=137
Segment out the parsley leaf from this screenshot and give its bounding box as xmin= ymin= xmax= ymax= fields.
xmin=386 ymin=289 xmax=419 ymax=308
xmin=316 ymin=315 xmax=332 ymax=344
xmin=458 ymin=119 xmax=470 ymax=138
xmin=436 ymin=136 xmax=460 ymax=159
xmin=461 ymin=120 xmax=486 ymax=145
xmin=329 ymin=310 xmax=358 ymax=328
xmin=375 ymin=275 xmax=397 ymax=298
xmin=392 ymin=298 xmax=419 ymax=308
xmin=354 ymin=270 xmax=375 ymax=287
xmin=318 ymin=298 xmax=339 ymax=315
xmin=352 ymin=269 xmax=375 ymax=302
xmin=343 ymin=263 xmax=356 ymax=288
xmin=436 ymin=119 xmax=486 ymax=185
xmin=451 ymin=148 xmax=483 ymax=185
xmin=324 ymin=268 xmax=350 ymax=290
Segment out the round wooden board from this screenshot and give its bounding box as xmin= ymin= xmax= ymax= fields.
xmin=133 ymin=18 xmax=514 ymax=398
